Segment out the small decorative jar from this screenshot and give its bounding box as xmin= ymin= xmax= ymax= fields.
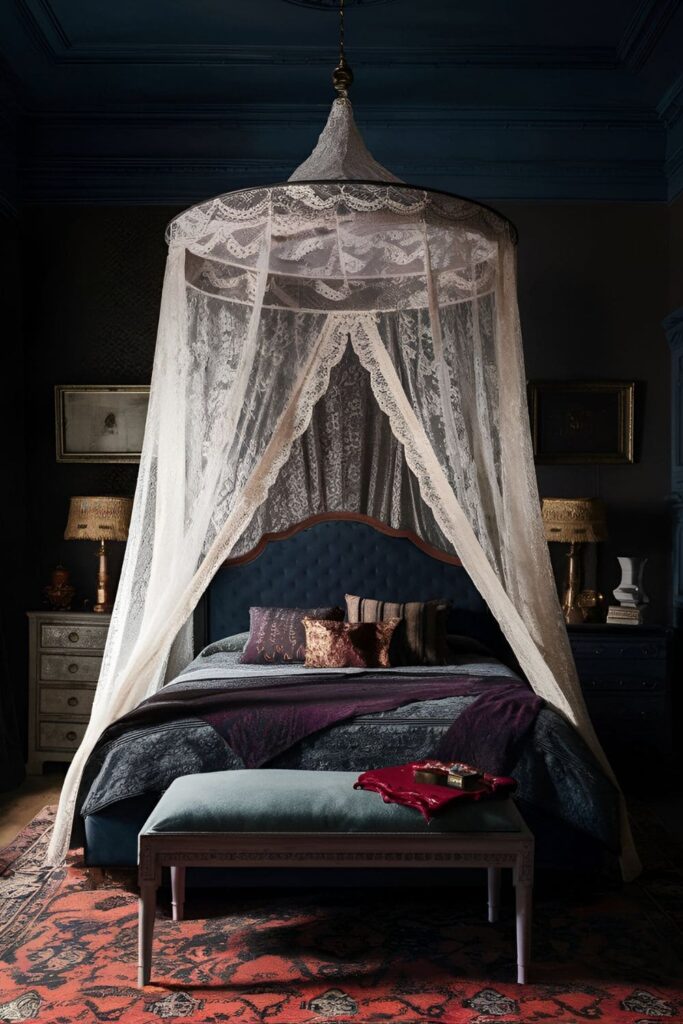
xmin=43 ymin=565 xmax=76 ymax=611
xmin=577 ymin=589 xmax=607 ymax=623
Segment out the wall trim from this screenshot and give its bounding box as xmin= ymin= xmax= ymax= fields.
xmin=26 ymin=104 xmax=663 ymax=131
xmin=21 ymin=154 xmax=667 ymax=204
xmin=15 ymin=0 xmax=619 ymax=69
xmin=666 ymin=140 xmax=683 ymax=199
xmin=658 ymin=73 xmax=683 ymax=130
xmin=618 ymin=0 xmax=680 ymax=71
xmin=0 ymin=191 xmax=20 ymax=219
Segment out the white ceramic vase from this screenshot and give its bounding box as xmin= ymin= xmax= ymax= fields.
xmin=613 ymin=556 xmax=649 ymax=607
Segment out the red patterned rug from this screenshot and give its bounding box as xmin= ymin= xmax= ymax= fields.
xmin=0 ymin=806 xmax=682 ymax=1023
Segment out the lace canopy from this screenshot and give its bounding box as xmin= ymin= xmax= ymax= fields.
xmin=49 ymin=98 xmax=639 ymax=877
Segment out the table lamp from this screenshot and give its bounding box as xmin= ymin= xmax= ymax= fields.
xmin=64 ymin=496 xmax=132 ymax=613
xmin=541 ymin=498 xmax=607 ymax=625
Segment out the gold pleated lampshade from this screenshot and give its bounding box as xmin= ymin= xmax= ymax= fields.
xmin=541 ymin=498 xmax=607 ymax=544
xmin=64 ymin=496 xmax=132 ymax=542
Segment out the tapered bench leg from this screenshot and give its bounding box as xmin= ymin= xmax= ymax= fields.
xmin=171 ymin=866 xmax=186 ymax=922
xmin=138 ymin=881 xmax=158 ymax=986
xmin=487 ymin=867 xmax=501 ymax=923
xmin=515 ymin=879 xmax=532 ymax=984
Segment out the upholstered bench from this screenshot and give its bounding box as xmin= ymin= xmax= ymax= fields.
xmin=137 ymin=769 xmax=534 ymax=986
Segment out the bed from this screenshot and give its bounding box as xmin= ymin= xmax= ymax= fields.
xmin=79 ymin=515 xmax=620 ymax=873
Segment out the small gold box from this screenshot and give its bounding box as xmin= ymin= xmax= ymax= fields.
xmin=446 ymin=764 xmax=482 ymax=791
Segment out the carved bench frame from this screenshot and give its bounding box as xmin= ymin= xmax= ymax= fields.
xmin=138 ymin=804 xmax=534 ymax=987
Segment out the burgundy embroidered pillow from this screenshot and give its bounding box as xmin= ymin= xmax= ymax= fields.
xmin=303 ymin=617 xmax=401 ymax=669
xmin=240 ymin=606 xmax=344 ymax=664
xmin=345 ymin=594 xmax=450 ymax=666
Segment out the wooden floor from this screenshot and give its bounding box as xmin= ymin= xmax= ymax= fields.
xmin=0 ymin=772 xmax=65 ymax=848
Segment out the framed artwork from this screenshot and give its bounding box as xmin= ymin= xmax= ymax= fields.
xmin=528 ymin=380 xmax=635 ymax=465
xmin=55 ymin=385 xmax=150 ymax=464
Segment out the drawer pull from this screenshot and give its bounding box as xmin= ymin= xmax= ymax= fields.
xmin=68 ymin=663 xmax=79 ymax=674
xmin=68 ymin=632 xmax=79 ymax=644
xmin=67 ymin=696 xmax=78 ymax=707
xmin=66 ymin=731 xmax=77 ymax=741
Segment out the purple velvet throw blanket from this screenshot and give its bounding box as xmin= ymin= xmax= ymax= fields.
xmin=106 ymin=673 xmax=543 ymax=775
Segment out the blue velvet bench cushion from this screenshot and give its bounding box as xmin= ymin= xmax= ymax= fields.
xmin=139 ymin=769 xmax=522 ymax=840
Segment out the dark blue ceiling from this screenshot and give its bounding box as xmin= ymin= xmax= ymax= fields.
xmin=0 ymin=0 xmax=681 ymax=210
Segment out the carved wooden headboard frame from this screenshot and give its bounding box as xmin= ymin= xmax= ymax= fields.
xmin=222 ymin=511 xmax=462 ymax=567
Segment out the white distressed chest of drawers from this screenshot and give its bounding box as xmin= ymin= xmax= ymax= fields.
xmin=27 ymin=611 xmax=110 ymax=774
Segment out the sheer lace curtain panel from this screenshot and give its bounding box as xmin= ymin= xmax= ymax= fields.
xmin=47 ymin=101 xmax=639 ymax=879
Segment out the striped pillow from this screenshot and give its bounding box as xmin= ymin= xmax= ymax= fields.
xmin=345 ymin=594 xmax=451 ymax=666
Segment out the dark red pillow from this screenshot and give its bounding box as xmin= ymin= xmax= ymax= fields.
xmin=239 ymin=606 xmax=344 ymax=664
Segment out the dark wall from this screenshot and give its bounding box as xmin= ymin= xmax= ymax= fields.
xmin=17 ymin=201 xmax=676 ymax=719
xmin=501 ymin=202 xmax=672 ymax=623
xmin=1 ymin=211 xmax=27 ymax=781
xmin=22 ymin=206 xmax=172 ymax=619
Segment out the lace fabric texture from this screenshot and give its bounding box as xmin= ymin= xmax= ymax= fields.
xmin=48 ymin=102 xmax=638 ymax=878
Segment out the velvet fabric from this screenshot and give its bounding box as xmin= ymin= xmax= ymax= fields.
xmin=354 ymin=762 xmax=517 ymax=821
xmin=240 ymin=606 xmax=344 ymax=664
xmin=303 ymin=617 xmax=400 ymax=669
xmin=141 ymin=769 xmax=521 ymax=835
xmin=436 ymin=682 xmax=545 ymax=776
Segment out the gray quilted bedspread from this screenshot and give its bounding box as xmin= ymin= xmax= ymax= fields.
xmin=79 ymin=651 xmax=620 ymax=852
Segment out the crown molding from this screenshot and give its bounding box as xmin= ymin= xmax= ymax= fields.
xmin=20 ymin=154 xmax=666 ymax=204
xmin=618 ymin=0 xmax=680 ymax=71
xmin=0 ymin=55 xmax=27 ymax=119
xmin=0 ymin=192 xmax=19 ymax=219
xmin=26 ymin=103 xmax=662 ymax=132
xmin=658 ymin=73 xmax=683 ymax=127
xmin=15 ymin=0 xmax=618 ymax=69
xmin=666 ymin=140 xmax=683 ymax=199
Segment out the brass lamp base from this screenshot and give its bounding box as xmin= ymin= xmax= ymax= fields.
xmin=93 ymin=539 xmax=113 ymax=614
xmin=561 ymin=541 xmax=584 ymax=625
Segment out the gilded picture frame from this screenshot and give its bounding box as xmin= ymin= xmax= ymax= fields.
xmin=528 ymin=380 xmax=635 ymax=465
xmin=55 ymin=385 xmax=150 ymax=464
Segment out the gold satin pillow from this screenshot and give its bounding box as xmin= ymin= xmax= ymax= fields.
xmin=302 ymin=617 xmax=401 ymax=669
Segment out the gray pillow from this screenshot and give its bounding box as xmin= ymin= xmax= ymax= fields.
xmin=200 ymin=632 xmax=250 ymax=657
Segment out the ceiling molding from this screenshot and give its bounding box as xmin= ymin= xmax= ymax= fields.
xmin=0 ymin=55 xmax=27 ymax=117
xmin=21 ymin=154 xmax=666 ymax=204
xmin=15 ymin=0 xmax=618 ymax=69
xmin=281 ymin=0 xmax=398 ymax=6
xmin=658 ymin=73 xmax=683 ymax=127
xmin=666 ymin=140 xmax=683 ymax=198
xmin=0 ymin=190 xmax=19 ymax=219
xmin=618 ymin=0 xmax=680 ymax=71
xmin=26 ymin=104 xmax=662 ymax=131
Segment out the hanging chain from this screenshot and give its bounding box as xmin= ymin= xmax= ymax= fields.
xmin=332 ymin=0 xmax=353 ymax=98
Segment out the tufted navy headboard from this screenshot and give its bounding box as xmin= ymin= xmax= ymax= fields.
xmin=204 ymin=515 xmax=508 ymax=658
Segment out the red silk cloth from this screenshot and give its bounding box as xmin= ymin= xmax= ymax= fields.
xmin=354 ymin=761 xmax=517 ymax=821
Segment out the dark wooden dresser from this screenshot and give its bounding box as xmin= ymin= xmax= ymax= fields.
xmin=568 ymin=624 xmax=674 ymax=774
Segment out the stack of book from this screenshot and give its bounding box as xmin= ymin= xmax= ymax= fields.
xmin=606 ymin=604 xmax=647 ymax=625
